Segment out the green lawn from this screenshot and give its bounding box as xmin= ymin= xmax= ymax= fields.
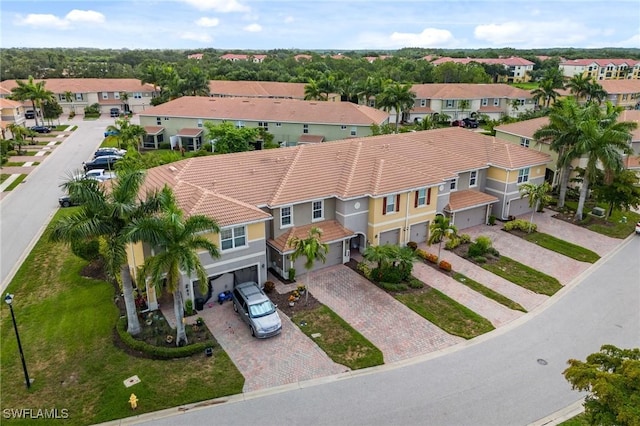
xmin=482 ymin=256 xmax=563 ymax=296
xmin=292 ymin=305 xmax=384 ymax=369
xmin=396 ymin=287 xmax=495 ymax=339
xmin=0 ymin=173 xmax=9 ymax=183
xmin=563 ymin=201 xmax=640 ymax=239
xmin=522 ymin=232 xmax=600 ymax=263
xmin=3 ymin=174 xmax=27 ymax=190
xmin=453 ymin=272 xmax=527 ymax=312
xmin=0 ymin=209 xmax=244 ymax=425
xmin=560 ymin=413 xmax=588 ymax=426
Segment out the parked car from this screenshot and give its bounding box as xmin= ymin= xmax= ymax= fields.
xmin=104 ymin=129 xmax=119 ymax=137
xmin=25 ymin=110 xmax=36 ymax=119
xmin=450 ymin=120 xmax=463 ymax=127
xmin=232 ymin=281 xmax=282 ymax=338
xmin=635 ymin=221 xmax=640 ymax=235
xmin=94 ymin=147 xmax=126 ymax=158
xmin=30 ymin=125 xmax=51 ymax=133
xmin=85 ymin=169 xmax=116 ymax=182
xmin=110 ymin=108 xmax=120 ymax=117
xmin=462 ymin=118 xmax=479 ymax=128
xmin=58 ymin=195 xmax=79 ymax=208
xmin=83 ymin=155 xmax=121 ymax=171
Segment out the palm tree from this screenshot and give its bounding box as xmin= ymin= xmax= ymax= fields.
xmin=376 ymin=82 xmax=416 ymax=132
xmin=119 ymin=91 xmax=130 ymax=114
xmin=458 ymin=99 xmax=470 ymax=120
xmin=106 ymin=116 xmax=147 ymax=151
xmin=288 ymin=227 xmax=328 ymax=305
xmin=127 ymin=193 xmax=220 ymax=345
xmin=6 ymin=123 xmax=28 ymax=154
xmin=428 ymin=215 xmax=458 ymax=260
xmin=572 ymin=103 xmax=636 ymax=220
xmin=519 ymin=182 xmax=552 ymax=232
xmin=565 ymin=74 xmax=593 ymax=100
xmin=533 ymin=98 xmax=583 ymax=209
xmin=363 ymin=244 xmax=392 ymax=280
xmin=585 ymin=82 xmax=607 ymax=105
xmin=304 ymin=79 xmax=325 ymax=101
xmin=63 ymin=90 xmax=74 ymax=116
xmin=10 ymin=76 xmax=54 ymax=127
xmin=49 ymin=168 xmax=171 ymax=336
xmin=531 ymin=78 xmax=560 ymax=108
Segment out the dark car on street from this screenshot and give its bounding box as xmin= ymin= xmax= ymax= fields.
xmin=462 ymin=118 xmax=479 ymax=128
xmin=94 ymin=147 xmax=126 ymax=158
xmin=83 ymin=155 xmax=121 ymax=171
xmin=30 ymin=125 xmax=51 ymax=133
xmin=58 ymin=195 xmax=79 ymax=208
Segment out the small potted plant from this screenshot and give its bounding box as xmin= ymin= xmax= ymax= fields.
xmin=288 ymin=294 xmax=296 ymax=307
xmin=296 ymin=284 xmax=306 ymax=294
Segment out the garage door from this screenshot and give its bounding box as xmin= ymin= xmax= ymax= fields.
xmin=293 ymin=241 xmax=344 ymax=273
xmin=379 ymin=228 xmax=400 ymax=246
xmin=409 ymin=221 xmax=429 ymax=244
xmin=508 ymin=198 xmax=530 ymax=218
xmin=455 ymin=207 xmax=487 ymax=230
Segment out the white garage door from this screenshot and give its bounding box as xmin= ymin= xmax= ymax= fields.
xmin=455 ymin=207 xmax=487 ymax=229
xmin=379 ymin=228 xmax=400 ymax=246
xmin=409 ymin=221 xmax=429 ymax=244
xmin=508 ymin=198 xmax=531 ymax=218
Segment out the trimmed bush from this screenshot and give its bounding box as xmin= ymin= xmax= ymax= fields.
xmin=488 ymin=215 xmax=497 ymax=225
xmin=445 ymin=237 xmax=460 ymax=250
xmin=263 ymin=280 xmax=275 ymax=293
xmin=71 ymin=238 xmax=100 ymax=261
xmin=487 ymin=247 xmax=500 ymax=257
xmin=406 ymin=241 xmax=418 ymax=251
xmin=503 ymin=219 xmax=537 ymax=232
xmin=408 ymin=278 xmax=424 ymax=289
xmin=415 ymin=249 xmax=428 ymax=260
xmin=374 ymin=266 xmax=405 ymax=284
xmin=439 ymin=260 xmax=452 ymax=271
xmin=459 ymin=234 xmax=471 ymax=244
xmin=288 ymin=268 xmax=296 ymax=281
xmin=158 ymin=141 xmax=171 ymax=150
xmin=379 ymin=282 xmax=408 ymax=292
xmin=472 ymin=256 xmax=487 ymax=263
xmin=425 ymin=252 xmax=438 ymax=264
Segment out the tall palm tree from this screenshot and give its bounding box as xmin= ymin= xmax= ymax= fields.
xmin=458 ymin=99 xmax=470 ymax=120
xmin=376 ymin=82 xmax=416 ymax=132
xmin=565 ymin=74 xmax=593 ymax=100
xmin=288 ymin=227 xmax=328 ymax=305
xmin=531 ymin=78 xmax=560 ymax=108
xmin=6 ymin=123 xmax=28 ymax=154
xmin=572 ymin=103 xmax=636 ymax=220
xmin=533 ymin=98 xmax=584 ymax=208
xmin=357 ymin=75 xmax=384 ymax=107
xmin=519 ymin=182 xmax=552 ymax=232
xmin=10 ymin=76 xmax=54 ymax=127
xmin=127 ymin=193 xmax=220 ymax=345
xmin=63 ymin=90 xmax=74 ymax=116
xmin=49 ymin=168 xmax=171 ymax=336
xmin=106 ymin=116 xmax=147 ymax=151
xmin=428 ymin=215 xmax=458 ymax=260
xmin=304 ymin=79 xmax=325 ymax=101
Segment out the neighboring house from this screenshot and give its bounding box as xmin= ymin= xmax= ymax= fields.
xmin=0 ymin=98 xmax=26 ymax=131
xmin=407 ymin=83 xmax=536 ymax=123
xmin=126 ymin=127 xmax=549 ymax=308
xmin=137 ymin=96 xmax=390 ymax=150
xmin=187 ymin=53 xmax=204 ymax=60
xmin=363 ymin=55 xmax=392 ymax=63
xmin=0 ymin=78 xmax=157 ymax=115
xmin=598 ymin=80 xmax=640 ymax=109
xmin=559 ymin=59 xmax=640 ymax=80
xmin=219 ymin=53 xmax=267 ymax=63
xmin=208 ymin=80 xmax=307 ymax=100
xmin=430 ymin=57 xmax=535 ymax=83
xmin=294 ymin=54 xmax=313 ymax=61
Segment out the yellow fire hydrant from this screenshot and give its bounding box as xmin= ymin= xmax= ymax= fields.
xmin=129 ymin=393 xmax=138 ymax=410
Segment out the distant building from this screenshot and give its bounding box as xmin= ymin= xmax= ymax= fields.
xmin=559 ymin=58 xmax=640 ymax=80
xmin=220 ymin=53 xmax=267 ymax=63
xmin=430 ymin=57 xmax=535 ymax=83
xmin=187 ymin=53 xmax=204 ymax=60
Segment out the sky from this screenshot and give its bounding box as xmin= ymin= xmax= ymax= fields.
xmin=1 ymin=0 xmax=639 ymax=51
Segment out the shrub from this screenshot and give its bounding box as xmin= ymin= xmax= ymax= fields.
xmin=71 ymin=238 xmax=100 ymax=261
xmin=488 ymin=215 xmax=497 ymax=225
xmin=288 ymin=268 xmax=296 ymax=281
xmin=503 ymin=219 xmax=536 ymax=232
xmin=408 ymin=278 xmax=424 ymax=289
xmin=357 ymin=262 xmax=372 ymax=279
xmin=415 ymin=249 xmax=428 ymax=260
xmin=459 ymin=234 xmax=471 ymax=244
xmin=373 ymin=266 xmax=404 ymax=284
xmin=379 ymin=282 xmax=408 ymax=292
xmin=472 ymin=256 xmax=487 ymax=263
xmin=406 ymin=241 xmax=418 ymax=251
xmin=445 ymin=237 xmax=460 ymax=250
xmin=439 ymin=260 xmax=452 ymax=271
xmin=487 ymin=247 xmax=500 ymax=257
xmin=84 ymin=103 xmax=101 ymax=116
xmin=158 ymin=141 xmax=171 ymax=150
xmin=7 ymin=150 xmax=18 ymax=156
xmin=69 ymin=111 xmax=76 ymax=119
xmin=425 ymin=252 xmax=438 ymax=264
xmin=468 ymin=235 xmax=493 ymax=257
xmin=185 ymin=299 xmax=194 ymax=316
xmin=263 ymin=280 xmax=275 ymax=293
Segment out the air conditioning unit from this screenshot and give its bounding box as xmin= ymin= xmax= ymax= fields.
xmin=591 ymin=207 xmax=605 ymax=217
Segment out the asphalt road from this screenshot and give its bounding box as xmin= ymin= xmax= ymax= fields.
xmin=0 ymin=118 xmax=109 ymax=291
xmin=132 ymin=236 xmax=640 ymax=426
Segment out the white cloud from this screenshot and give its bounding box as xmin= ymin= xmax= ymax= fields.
xmin=179 ymin=31 xmax=213 ymax=42
xmin=243 ymin=23 xmax=262 ymax=32
xmin=65 ymin=10 xmax=105 ymax=24
xmin=284 ymin=16 xmax=294 ymax=24
xmin=180 ymin=0 xmax=250 ymax=13
xmin=389 ymin=28 xmax=455 ymax=47
xmin=15 ymin=13 xmax=69 ymax=29
xmin=474 ymin=20 xmax=588 ymax=47
xmin=196 ymin=17 xmax=220 ymax=27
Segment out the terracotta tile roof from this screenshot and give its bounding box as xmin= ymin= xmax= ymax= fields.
xmin=294 ymin=54 xmax=313 ymax=61
xmin=208 ymin=80 xmax=306 ymax=99
xmin=141 ymin=127 xmax=550 ymax=227
xmin=445 ymin=189 xmax=499 ymax=212
xmin=624 ymin=155 xmax=640 ymax=169
xmin=495 ymin=117 xmax=549 ymax=140
xmin=144 ymin=126 xmax=164 ymax=135
xmin=412 ymin=106 xmax=435 ymax=114
xmin=477 ymin=106 xmax=504 ymax=113
xmin=0 ymin=98 xmax=22 ymax=108
xmin=560 ymin=58 xmax=640 ymax=67
xmin=139 ymin=96 xmax=389 ymax=126
xmin=298 ymin=134 xmax=325 ymax=143
xmin=267 ymin=220 xmax=354 ymax=253
xmin=411 ymin=83 xmax=533 ymax=100
xmin=598 ymin=79 xmax=640 ymax=94
xmin=432 ymin=57 xmax=534 ymax=66
xmin=0 ymin=78 xmax=155 ymax=94
xmin=176 ymin=128 xmax=203 ymax=137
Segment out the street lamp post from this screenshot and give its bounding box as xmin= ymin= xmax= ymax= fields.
xmin=4 ymin=293 xmax=32 ymax=389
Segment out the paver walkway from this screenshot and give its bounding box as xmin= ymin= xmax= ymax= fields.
xmin=308 ymin=265 xmax=464 ymax=363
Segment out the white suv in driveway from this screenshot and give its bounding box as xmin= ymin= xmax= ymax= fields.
xmin=232 ymin=282 xmax=282 ymax=338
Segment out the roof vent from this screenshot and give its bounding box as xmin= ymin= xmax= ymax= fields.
xmin=168 ymin=166 xmax=178 ymax=173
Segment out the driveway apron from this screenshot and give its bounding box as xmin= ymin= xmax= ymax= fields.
xmin=162 ymin=302 xmax=347 ymax=393
xmin=307 ymin=265 xmax=464 ymax=363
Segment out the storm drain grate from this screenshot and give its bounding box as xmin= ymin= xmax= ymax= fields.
xmin=537 ymin=358 xmax=548 ymax=365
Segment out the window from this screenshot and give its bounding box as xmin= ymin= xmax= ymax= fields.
xmin=493 ymin=98 xmax=500 ymax=106
xmin=350 ymin=127 xmax=357 ymax=136
xmin=156 ymin=117 xmax=161 ymax=125
xmin=445 ymin=100 xmax=454 ymax=108
xmin=420 ymin=99 xmax=427 ymax=107
xmin=197 ymin=119 xmax=203 ymax=128
xmin=481 ymin=98 xmax=488 ymax=106
xmin=341 ymin=125 xmax=347 ymax=130
xmin=518 ymin=99 xmax=525 ymax=106
xmin=303 ymin=124 xmax=309 ymax=134
xmin=114 ymin=92 xmax=120 ymax=100
xmin=275 ymin=122 xmax=282 ymax=127
xmin=415 ymin=188 xmax=431 ymax=207
xmin=520 ymin=138 xmax=530 ymax=148
xmin=236 ymin=120 xmax=244 ymax=128
xmin=258 ymin=122 xmax=269 ymax=131
xmin=220 ymin=226 xmax=246 ymax=250
xmin=450 ymin=179 xmax=457 ymax=191
xmin=133 ymin=92 xmax=142 ymax=99
xmin=75 ymin=93 xmax=84 ymax=101
xmin=58 ymin=94 xmax=66 ymax=101
xmin=383 ymin=194 xmax=400 ymax=215
xmin=312 ymin=200 xmax=323 ymax=220
xmin=517 ymin=167 xmax=530 ymax=184
xmin=102 ymin=92 xmax=109 ymax=100
xmin=281 ymin=206 xmax=292 ymax=227
xmin=469 ymin=170 xmax=478 ymax=187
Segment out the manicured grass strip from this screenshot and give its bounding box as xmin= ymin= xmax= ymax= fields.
xmin=396 ymin=288 xmax=495 ymax=339
xmin=453 ymin=272 xmax=526 ymax=312
xmin=559 ymin=413 xmax=588 ymax=426
xmin=292 ymin=305 xmax=383 ymax=369
xmin=4 ymin=174 xmax=27 ymax=190
xmin=522 ymin=232 xmax=599 ymax=263
xmin=0 ymin=209 xmax=244 ymax=426
xmin=0 ymin=174 xmax=9 ymax=183
xmin=482 ymin=256 xmax=562 ymax=296
xmin=4 ymin=162 xmax=25 ymax=166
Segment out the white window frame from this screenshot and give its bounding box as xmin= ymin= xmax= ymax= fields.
xmin=445 ymin=99 xmax=454 ymax=108
xmin=417 ymin=188 xmax=427 ymax=206
xmin=303 ymin=124 xmax=309 ymax=134
xmin=134 ymin=92 xmax=142 ymax=99
xmin=102 ymin=92 xmax=109 ymax=100
xmin=280 ymin=206 xmax=292 ymax=227
xmin=114 ymin=92 xmax=120 ymax=100
xmin=481 ymin=98 xmax=488 ymax=106
xmin=220 ymin=226 xmax=247 ymax=251
xmin=450 ymin=179 xmax=457 ymax=191
xmin=469 ymin=170 xmax=478 ymax=187
xmin=341 ymin=125 xmax=347 ymax=130
xmin=75 ymin=93 xmax=84 ymax=101
xmin=312 ymin=200 xmax=324 ymax=221
xmin=420 ymin=99 xmax=427 ymax=107
xmin=275 ymin=122 xmax=282 ymax=127
xmin=517 ymin=167 xmax=530 ymax=184
xmin=236 ymin=120 xmax=244 ymax=128
xmin=493 ymin=98 xmax=500 ymax=106
xmin=197 ymin=119 xmax=203 ymax=128
xmin=350 ymin=127 xmax=357 ymax=136
xmin=520 ymin=138 xmax=530 ymax=148
xmin=385 ymin=196 xmax=396 ymax=215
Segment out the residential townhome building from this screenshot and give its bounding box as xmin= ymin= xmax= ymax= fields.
xmin=0 ymin=78 xmax=157 ymax=115
xmin=137 ymin=96 xmax=390 ymax=150
xmin=430 ymin=57 xmax=535 ymax=83
xmin=0 ymin=98 xmax=26 ymax=134
xmin=494 ymin=110 xmax=640 ymax=186
xmin=598 ymin=80 xmax=640 ymax=109
xmin=407 ymin=83 xmax=536 ymax=123
xmin=126 ymin=127 xmax=550 ymax=309
xmin=559 ymin=59 xmax=640 ymax=80
xmin=219 ymin=53 xmax=267 ymax=63
xmin=208 ymin=80 xmax=307 ymax=100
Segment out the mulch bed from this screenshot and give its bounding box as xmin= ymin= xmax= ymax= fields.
xmin=268 ymin=287 xmax=323 ymax=318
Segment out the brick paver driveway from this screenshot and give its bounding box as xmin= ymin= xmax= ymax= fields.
xmin=308 ymin=265 xmax=464 ymax=363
